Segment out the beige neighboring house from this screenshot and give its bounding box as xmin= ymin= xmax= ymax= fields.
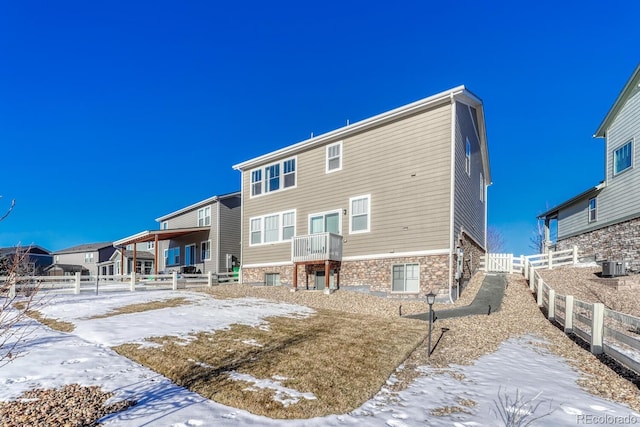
xmin=113 ymin=192 xmax=241 ymax=276
xmin=233 ymin=85 xmax=491 ymax=300
xmin=48 ymin=242 xmax=116 ymax=276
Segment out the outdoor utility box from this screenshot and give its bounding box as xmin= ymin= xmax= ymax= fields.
xmin=602 ymin=261 xmax=626 ymax=277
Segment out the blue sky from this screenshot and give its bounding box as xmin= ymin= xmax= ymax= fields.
xmin=0 ymin=1 xmax=637 ymax=255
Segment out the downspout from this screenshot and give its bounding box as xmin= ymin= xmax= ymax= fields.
xmin=239 ymin=173 xmax=245 ymax=284
xmin=448 ymin=94 xmax=457 ymax=303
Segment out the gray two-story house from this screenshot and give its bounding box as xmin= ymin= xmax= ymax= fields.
xmin=48 ymin=242 xmax=116 ymax=276
xmin=233 ymin=86 xmax=491 ymax=300
xmin=539 ymin=63 xmax=640 ymax=270
xmin=113 ymin=192 xmax=241 ymax=275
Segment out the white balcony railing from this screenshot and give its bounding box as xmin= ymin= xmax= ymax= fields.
xmin=292 ymin=233 xmax=343 ymax=262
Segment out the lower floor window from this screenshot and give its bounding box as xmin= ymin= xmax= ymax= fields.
xmin=392 ymin=263 xmax=420 ymax=292
xmin=165 ymin=247 xmax=180 ymax=266
xmin=265 ymin=273 xmax=280 ymax=286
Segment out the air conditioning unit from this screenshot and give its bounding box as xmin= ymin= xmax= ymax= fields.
xmin=602 ymin=261 xmax=626 ymax=277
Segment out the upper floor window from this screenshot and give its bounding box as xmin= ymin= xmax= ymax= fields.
xmin=250 ymin=210 xmax=296 ymax=245
xmin=614 ymin=140 xmax=633 ymax=175
xmin=251 ymin=169 xmax=262 ymax=196
xmin=250 ymin=157 xmax=296 ymax=197
xmin=465 ymin=138 xmax=471 ymax=176
xmin=326 ymin=142 xmax=342 ymax=173
xmin=84 ymin=252 xmax=94 ymax=263
xmin=588 ymin=197 xmax=597 ymax=223
xmin=147 ymin=241 xmax=155 ymax=250
xmin=161 ymin=221 xmax=168 ymax=230
xmin=350 ymin=195 xmax=371 ymax=234
xmin=198 ymin=206 xmax=211 ymax=226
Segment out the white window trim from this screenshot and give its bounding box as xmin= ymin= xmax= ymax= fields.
xmin=391 ymin=263 xmax=420 ymax=294
xmin=613 ymin=139 xmax=634 ymax=176
xmin=147 ymin=241 xmax=155 ymax=250
xmin=161 ymin=221 xmax=168 ymax=230
xmin=84 ymin=252 xmax=94 ymax=263
xmin=249 ymin=209 xmax=296 ymax=246
xmin=349 ymin=194 xmax=371 ymax=234
xmin=197 ymin=206 xmax=211 ymax=227
xmin=480 ymin=172 xmax=484 ymax=202
xmin=201 ymin=240 xmax=211 ymax=261
xmin=308 ymin=209 xmax=342 ymax=235
xmin=249 ymin=156 xmax=297 ymax=198
xmin=326 ymin=141 xmax=343 ymax=173
xmin=588 ymin=197 xmax=597 ymax=223
xmin=465 ymin=138 xmax=471 ymax=176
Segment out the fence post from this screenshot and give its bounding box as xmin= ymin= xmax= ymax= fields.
xmin=508 ymin=254 xmax=513 ymax=274
xmin=548 ymin=289 xmax=555 ymax=321
xmin=524 ymin=260 xmax=529 ymax=280
xmin=9 ymin=277 xmax=16 ymax=299
xmin=548 ymin=250 xmax=553 ymax=270
xmin=591 ymin=303 xmax=604 ymax=354
xmin=529 ymin=270 xmax=535 ymax=291
xmin=172 ymin=271 xmax=178 ymax=290
xmin=75 ymin=272 xmax=81 ymax=295
xmin=573 ymin=245 xmax=578 ymax=265
xmin=537 ymin=277 xmax=544 ymax=307
xmin=564 ymin=295 xmax=574 ymax=333
xmin=207 ymin=271 xmax=213 ymax=287
xmin=130 ymin=272 xmax=136 ymax=292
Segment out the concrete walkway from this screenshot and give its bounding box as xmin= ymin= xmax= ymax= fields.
xmin=406 ymin=273 xmax=507 ymax=321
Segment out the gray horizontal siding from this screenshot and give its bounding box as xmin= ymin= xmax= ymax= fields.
xmin=218 ymin=195 xmax=242 ymax=272
xmin=242 ymin=103 xmax=453 ymax=265
xmin=559 ymin=88 xmax=640 ymax=239
xmin=453 ymin=102 xmax=486 ymax=248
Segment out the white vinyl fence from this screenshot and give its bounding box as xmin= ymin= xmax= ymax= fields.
xmin=1 ymin=271 xmax=239 ymax=297
xmin=524 ymin=256 xmax=640 ymax=375
xmin=481 ymin=246 xmax=579 ymax=274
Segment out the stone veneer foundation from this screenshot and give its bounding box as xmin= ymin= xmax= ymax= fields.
xmin=557 ymin=216 xmax=640 ymax=271
xmin=241 ymin=254 xmax=452 ymax=297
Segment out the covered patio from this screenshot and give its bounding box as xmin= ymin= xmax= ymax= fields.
xmin=113 ymin=227 xmax=209 ymax=276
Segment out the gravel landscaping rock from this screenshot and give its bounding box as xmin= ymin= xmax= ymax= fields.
xmin=0 ymin=384 xmax=135 ymax=427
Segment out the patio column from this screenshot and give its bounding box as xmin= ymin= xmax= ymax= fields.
xmin=324 ymin=260 xmax=330 ymax=289
xmin=133 ymin=245 xmax=137 ymax=277
xmin=154 ymin=234 xmax=159 ymax=275
xmin=120 ymin=249 xmax=124 ymax=275
xmin=292 ymin=262 xmax=298 ymax=290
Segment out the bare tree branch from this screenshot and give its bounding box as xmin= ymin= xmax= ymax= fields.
xmin=0 ymin=196 xmax=15 ymax=222
xmin=0 ymin=245 xmax=43 ymax=368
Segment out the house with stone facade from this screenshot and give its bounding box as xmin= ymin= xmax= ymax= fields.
xmin=233 ymin=86 xmax=491 ymax=301
xmin=538 ymin=63 xmax=640 ymax=271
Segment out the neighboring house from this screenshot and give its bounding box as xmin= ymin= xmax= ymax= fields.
xmin=48 ymin=242 xmax=116 ymax=276
xmin=539 ymin=63 xmax=640 ymax=270
xmin=98 ymin=246 xmax=155 ymax=276
xmin=0 ymin=245 xmax=52 ymax=276
xmin=233 ymin=86 xmax=491 ymax=299
xmin=113 ymin=192 xmax=241 ymax=275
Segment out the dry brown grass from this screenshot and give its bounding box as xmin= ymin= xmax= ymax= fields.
xmin=13 ymin=302 xmax=75 ymax=333
xmin=86 ymin=297 xmax=191 ymax=319
xmin=114 ymin=308 xmax=426 ymax=419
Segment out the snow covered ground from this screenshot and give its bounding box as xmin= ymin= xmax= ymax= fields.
xmin=1 ymin=290 xmax=638 ymax=426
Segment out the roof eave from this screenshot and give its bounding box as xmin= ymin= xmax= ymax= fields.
xmin=537 ymin=182 xmax=605 ymax=219
xmin=232 ymin=85 xmax=474 ymax=171
xmin=594 ymin=63 xmax=640 ymax=138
